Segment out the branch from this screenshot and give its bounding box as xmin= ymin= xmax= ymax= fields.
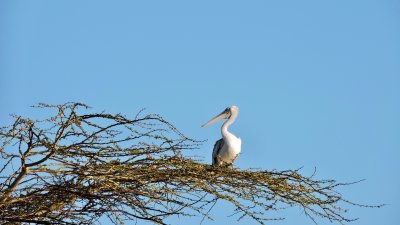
xmin=0 ymin=102 xmax=382 ymax=225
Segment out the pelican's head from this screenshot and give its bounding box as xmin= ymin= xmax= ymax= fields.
xmin=202 ymin=105 xmax=239 ymax=127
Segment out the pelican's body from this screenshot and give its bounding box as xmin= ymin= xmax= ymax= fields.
xmin=203 ymin=106 xmax=241 ymax=166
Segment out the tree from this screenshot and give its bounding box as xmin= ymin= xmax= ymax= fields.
xmin=0 ymin=103 xmax=380 ymax=225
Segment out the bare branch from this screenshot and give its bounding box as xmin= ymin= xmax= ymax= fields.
xmin=0 ymin=102 xmax=382 ymax=225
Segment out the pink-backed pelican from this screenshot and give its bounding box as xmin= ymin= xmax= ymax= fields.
xmin=202 ymin=106 xmax=241 ymax=166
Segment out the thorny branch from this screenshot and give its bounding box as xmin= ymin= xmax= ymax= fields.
xmin=0 ymin=103 xmax=382 ymax=225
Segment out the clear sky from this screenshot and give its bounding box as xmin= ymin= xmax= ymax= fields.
xmin=1 ymin=1 xmax=399 ymax=225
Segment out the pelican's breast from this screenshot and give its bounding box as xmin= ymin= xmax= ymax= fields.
xmin=220 ymin=134 xmax=241 ymax=163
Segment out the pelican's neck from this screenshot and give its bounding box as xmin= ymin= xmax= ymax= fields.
xmin=221 ymin=111 xmax=238 ymax=138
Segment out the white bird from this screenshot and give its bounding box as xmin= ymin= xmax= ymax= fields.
xmin=202 ymin=106 xmax=241 ymax=166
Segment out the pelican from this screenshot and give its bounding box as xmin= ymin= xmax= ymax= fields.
xmin=202 ymin=106 xmax=241 ymax=166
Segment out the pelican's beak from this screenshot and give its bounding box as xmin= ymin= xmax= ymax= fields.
xmin=202 ymin=109 xmax=230 ymax=127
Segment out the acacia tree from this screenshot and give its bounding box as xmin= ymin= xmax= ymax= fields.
xmin=0 ymin=103 xmax=379 ymax=225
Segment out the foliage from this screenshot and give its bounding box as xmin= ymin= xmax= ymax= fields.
xmin=0 ymin=103 xmax=380 ymax=225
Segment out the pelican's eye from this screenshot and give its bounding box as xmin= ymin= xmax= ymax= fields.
xmin=226 ymin=109 xmax=232 ymax=118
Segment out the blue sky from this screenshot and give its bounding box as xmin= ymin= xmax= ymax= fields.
xmin=1 ymin=1 xmax=399 ymax=224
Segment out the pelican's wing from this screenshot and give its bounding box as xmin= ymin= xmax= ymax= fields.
xmin=212 ymin=138 xmax=224 ymax=166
